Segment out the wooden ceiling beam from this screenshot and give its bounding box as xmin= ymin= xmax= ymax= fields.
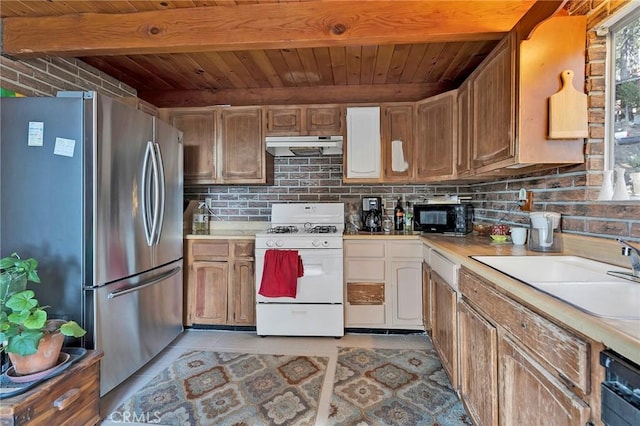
xmin=139 ymin=83 xmax=449 ymax=108
xmin=2 ymin=1 xmax=536 ymax=58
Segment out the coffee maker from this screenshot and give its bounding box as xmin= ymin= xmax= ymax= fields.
xmin=362 ymin=197 xmax=382 ymax=232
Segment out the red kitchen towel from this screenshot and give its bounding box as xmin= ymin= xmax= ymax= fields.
xmin=259 ymin=250 xmax=304 ymax=298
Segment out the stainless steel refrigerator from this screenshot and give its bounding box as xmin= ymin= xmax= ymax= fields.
xmin=0 ymin=91 xmax=184 ymax=395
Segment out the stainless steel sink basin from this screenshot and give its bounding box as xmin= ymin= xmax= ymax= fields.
xmin=471 ymin=255 xmax=639 ymax=320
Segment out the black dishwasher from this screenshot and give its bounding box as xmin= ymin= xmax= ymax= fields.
xmin=600 ymin=350 xmax=640 ymax=426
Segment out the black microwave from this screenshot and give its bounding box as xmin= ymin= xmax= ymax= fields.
xmin=413 ymin=203 xmax=473 ymax=235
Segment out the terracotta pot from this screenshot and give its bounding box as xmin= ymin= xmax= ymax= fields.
xmin=8 ymin=323 xmax=65 ymax=375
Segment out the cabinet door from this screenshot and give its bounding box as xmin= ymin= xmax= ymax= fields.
xmin=345 ymin=106 xmax=381 ymax=179
xmin=390 ymin=260 xmax=422 ymax=326
xmin=168 ymin=110 xmax=216 ymax=183
xmin=422 ymin=262 xmax=432 ymax=331
xmin=456 ymin=80 xmax=473 ymax=177
xmin=266 ymin=107 xmax=302 ymax=135
xmin=381 ymin=104 xmax=414 ymax=181
xmin=190 ymin=261 xmax=229 ymax=325
xmin=498 ymin=334 xmax=590 ymax=426
xmin=459 ymin=299 xmax=498 ymax=426
xmin=432 ymin=271 xmax=458 ymax=388
xmin=415 ymin=92 xmax=456 ymax=181
xmin=306 ymin=106 xmax=343 ymax=134
xmin=219 ymin=107 xmax=266 ymax=183
xmin=230 ymin=260 xmax=255 ymax=325
xmin=472 ymin=34 xmax=515 ymax=170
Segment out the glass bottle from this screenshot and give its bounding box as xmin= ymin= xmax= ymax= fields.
xmin=394 ymin=197 xmax=404 ymax=231
xmin=404 ymin=201 xmax=413 ymax=231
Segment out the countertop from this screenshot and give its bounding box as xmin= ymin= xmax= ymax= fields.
xmin=420 ymin=233 xmax=640 ymax=365
xmin=185 ymin=224 xmax=639 ymax=363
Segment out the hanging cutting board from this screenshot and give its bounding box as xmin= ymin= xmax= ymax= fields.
xmin=548 ymin=69 xmax=588 ymax=139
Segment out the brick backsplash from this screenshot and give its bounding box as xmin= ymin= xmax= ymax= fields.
xmin=186 ymin=157 xmax=639 ymax=242
xmin=184 ymin=156 xmax=461 ymax=222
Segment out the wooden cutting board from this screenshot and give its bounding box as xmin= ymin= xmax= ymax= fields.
xmin=548 ymin=69 xmax=588 ymax=139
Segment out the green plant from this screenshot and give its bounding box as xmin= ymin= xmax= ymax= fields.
xmin=0 ymin=253 xmax=86 ymax=356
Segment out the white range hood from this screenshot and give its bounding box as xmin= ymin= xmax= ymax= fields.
xmin=265 ymin=135 xmax=343 ymax=156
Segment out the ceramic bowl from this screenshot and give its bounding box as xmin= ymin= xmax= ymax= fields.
xmin=473 ymin=223 xmax=492 ymax=236
xmin=490 ymin=234 xmax=509 ymax=243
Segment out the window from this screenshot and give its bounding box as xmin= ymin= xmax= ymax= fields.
xmin=607 ymin=6 xmax=640 ymax=197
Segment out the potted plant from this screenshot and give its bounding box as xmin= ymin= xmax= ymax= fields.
xmin=0 ymin=253 xmax=86 ymax=375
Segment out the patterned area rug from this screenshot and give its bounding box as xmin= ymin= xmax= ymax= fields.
xmin=328 ymin=347 xmax=472 ymax=426
xmin=112 ymin=351 xmax=328 ymax=425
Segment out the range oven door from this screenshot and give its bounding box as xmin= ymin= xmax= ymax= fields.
xmin=255 ymin=248 xmax=343 ymax=303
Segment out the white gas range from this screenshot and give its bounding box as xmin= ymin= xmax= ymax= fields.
xmin=255 ymin=203 xmax=344 ymax=337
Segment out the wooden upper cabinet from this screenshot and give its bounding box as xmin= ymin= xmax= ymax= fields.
xmin=381 ymin=103 xmax=414 ymax=182
xmin=456 ymin=80 xmax=473 ymax=178
xmin=415 ymin=91 xmax=457 ymax=181
xmin=344 ymin=106 xmax=381 ymax=181
xmin=471 ymin=33 xmax=515 ymax=171
xmin=219 ymin=107 xmax=273 ymax=184
xmin=470 ymin=15 xmax=586 ymax=175
xmin=265 ymin=105 xmax=343 ymax=136
xmin=306 ymin=106 xmax=343 ymax=134
xmin=163 ymin=109 xmax=216 ymax=183
xmin=266 ymin=107 xmax=302 ymax=134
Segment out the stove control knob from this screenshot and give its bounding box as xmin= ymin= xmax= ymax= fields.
xmin=276 ymin=240 xmax=283 ymax=247
xmin=266 ymin=240 xmax=274 ymax=247
xmin=312 ymin=240 xmax=321 ymax=247
xmin=322 ymin=240 xmax=330 ymax=247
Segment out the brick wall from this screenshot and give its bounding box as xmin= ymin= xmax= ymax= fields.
xmin=0 ymin=55 xmax=135 ymax=98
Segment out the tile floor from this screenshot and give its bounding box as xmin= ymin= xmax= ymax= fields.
xmin=100 ymin=329 xmax=446 ymax=425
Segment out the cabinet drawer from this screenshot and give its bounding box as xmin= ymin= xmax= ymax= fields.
xmin=234 ymin=241 xmax=255 ymax=258
xmin=460 ymin=269 xmax=590 ymax=393
xmin=347 ymin=282 xmax=385 ymax=305
xmin=345 ymin=241 xmax=385 ymax=258
xmin=345 ymin=259 xmax=385 ymax=281
xmin=192 ymin=241 xmax=229 ymax=260
xmin=388 ymin=241 xmax=422 ymax=259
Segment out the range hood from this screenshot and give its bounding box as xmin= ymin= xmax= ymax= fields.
xmin=265 ymin=135 xmax=343 ymax=156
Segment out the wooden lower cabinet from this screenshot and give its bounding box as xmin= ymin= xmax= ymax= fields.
xmin=344 ymin=239 xmax=422 ymax=329
xmin=499 ymin=334 xmax=590 ymax=426
xmin=458 ymin=267 xmax=601 ymax=426
xmin=0 ymin=351 xmax=102 ymax=425
xmin=459 ymin=299 xmax=498 ymax=426
xmin=185 ymin=239 xmax=255 ymax=326
xmin=431 ymin=271 xmax=458 ymax=389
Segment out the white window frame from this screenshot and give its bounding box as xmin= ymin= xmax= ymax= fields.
xmin=600 ymin=3 xmax=640 ymax=171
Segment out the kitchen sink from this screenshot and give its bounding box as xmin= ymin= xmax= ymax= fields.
xmin=471 ymin=256 xmax=639 ymax=320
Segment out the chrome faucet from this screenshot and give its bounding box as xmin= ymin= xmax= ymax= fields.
xmin=617 ymin=239 xmax=640 ymax=278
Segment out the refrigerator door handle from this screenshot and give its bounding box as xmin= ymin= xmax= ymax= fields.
xmin=141 ymin=141 xmax=153 ymax=246
xmin=153 ymin=142 xmax=166 ymax=246
xmin=107 ymin=266 xmax=181 ymax=299
xmin=141 ymin=141 xmax=161 ymax=247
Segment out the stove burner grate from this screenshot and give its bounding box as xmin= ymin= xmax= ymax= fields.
xmin=306 ymin=225 xmax=338 ymax=234
xmin=266 ymin=226 xmax=299 ymax=234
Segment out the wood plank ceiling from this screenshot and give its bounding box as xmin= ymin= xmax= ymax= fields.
xmin=0 ymin=1 xmax=558 ymax=108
